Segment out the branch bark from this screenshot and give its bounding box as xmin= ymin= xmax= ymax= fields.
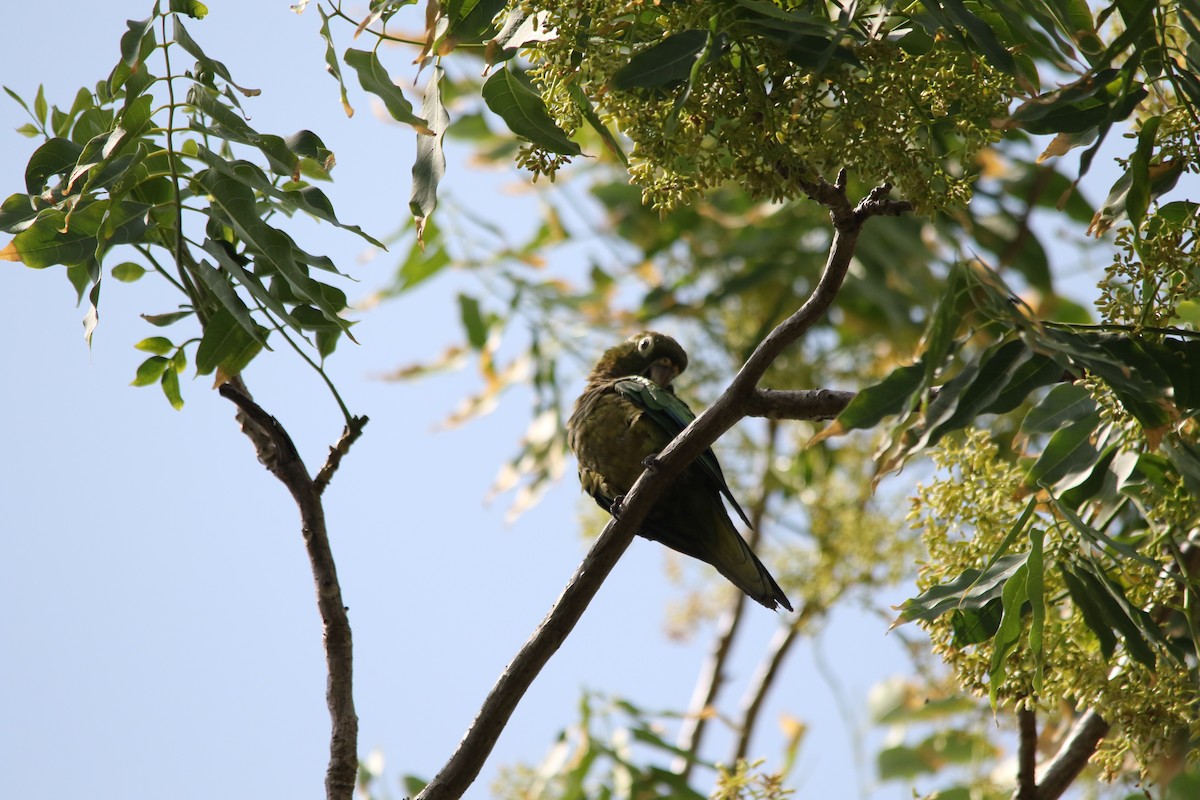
xmin=219 ymin=381 xmax=365 ymax=800
xmin=733 ymin=622 xmax=800 ymax=763
xmin=1016 ymin=707 xmax=1038 ymax=800
xmin=414 ymin=174 xmax=911 ymax=800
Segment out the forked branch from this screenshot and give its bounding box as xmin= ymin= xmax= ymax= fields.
xmin=414 ymin=175 xmax=911 ymax=800
xmin=219 ymin=381 xmax=364 ymax=800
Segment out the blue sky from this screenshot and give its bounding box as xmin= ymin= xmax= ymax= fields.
xmin=0 ymin=3 xmax=988 ymax=799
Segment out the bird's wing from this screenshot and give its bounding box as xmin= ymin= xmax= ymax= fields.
xmin=612 ymin=376 xmax=754 ymax=528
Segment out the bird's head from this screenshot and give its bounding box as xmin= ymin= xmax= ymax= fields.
xmin=591 ymin=331 xmax=688 ymax=387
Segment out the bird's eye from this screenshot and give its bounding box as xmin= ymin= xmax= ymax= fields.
xmin=638 ymin=336 xmax=652 ymax=352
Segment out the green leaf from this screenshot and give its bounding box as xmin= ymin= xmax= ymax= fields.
xmin=343 ymin=48 xmax=431 ymax=132
xmin=834 ymin=361 xmax=924 ymax=431
xmin=897 ymin=553 xmax=1028 ymax=625
xmin=1 ymin=201 xmax=146 ymax=268
xmin=950 ymin=598 xmax=1004 ymax=645
xmin=169 ymin=0 xmax=209 ymax=19
xmin=1125 ymin=114 xmax=1161 ymax=230
xmin=192 ymin=258 xmax=269 ymax=346
xmin=119 ymin=16 xmax=156 ymax=67
xmin=1020 ymin=382 xmax=1096 ymax=434
xmin=112 ymin=261 xmax=146 ymax=282
xmin=161 ymin=366 xmax=184 ymax=409
xmin=1027 ymin=527 xmax=1045 ymax=692
xmin=194 ymin=307 xmax=265 ymax=378
xmin=191 ymin=146 xmax=383 ymax=246
xmin=447 ymin=0 xmax=506 ymax=44
xmin=195 ymin=168 xmax=355 ymax=338
xmin=200 ymin=237 xmax=303 ymax=334
xmin=1060 ymin=565 xmax=1118 ymax=658
xmin=141 ymin=310 xmax=194 ymax=327
xmin=921 ymin=262 xmax=969 ymax=386
xmin=612 ymin=30 xmax=711 ymax=90
xmin=0 ymin=192 xmax=38 ymax=233
xmin=457 ymin=293 xmax=487 ymax=349
xmin=1063 ymin=560 xmax=1157 ymax=670
xmin=1024 ymin=410 xmax=1102 ymax=487
xmin=135 ymin=336 xmax=174 ymax=355
xmin=186 ymin=86 xmax=300 ymax=178
xmin=132 ymin=355 xmax=169 ymax=386
xmin=927 ymin=0 xmax=1017 ymax=75
xmin=988 ymin=563 xmax=1029 ymax=707
xmin=983 ymin=352 xmax=1063 ymax=415
xmin=410 ymin=66 xmax=449 ymax=235
xmin=173 ymin=17 xmax=259 ymax=97
xmin=481 ymin=67 xmax=581 ymax=156
xmin=566 ymin=81 xmax=628 ymax=166
xmin=317 ymin=6 xmax=354 ymax=116
xmin=24 ymin=137 xmax=84 ymax=193
xmin=926 ymin=339 xmax=1032 ymax=446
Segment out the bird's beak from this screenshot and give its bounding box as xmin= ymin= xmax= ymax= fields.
xmin=646 ymin=358 xmax=679 ymax=387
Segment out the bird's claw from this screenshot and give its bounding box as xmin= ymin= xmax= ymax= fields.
xmin=610 ymin=495 xmax=626 ymax=518
xmin=641 ymin=455 xmax=660 ymax=473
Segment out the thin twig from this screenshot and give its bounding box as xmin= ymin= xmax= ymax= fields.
xmin=414 ymin=175 xmax=911 ymax=800
xmin=314 ymin=416 xmax=370 ymax=495
xmin=1016 ymin=707 xmax=1037 ymax=800
xmin=672 ymin=422 xmax=780 ymax=779
xmin=219 ymin=381 xmax=360 ymax=800
xmin=733 ymin=623 xmax=800 ymax=763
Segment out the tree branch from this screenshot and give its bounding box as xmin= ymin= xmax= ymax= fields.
xmin=1016 ymin=707 xmax=1038 ymax=800
xmin=744 ymin=389 xmax=855 ymax=420
xmin=733 ymin=622 xmax=800 ymax=763
xmin=1030 ymin=710 xmax=1109 ymax=800
xmin=414 ymin=175 xmax=910 ymax=800
xmin=315 ymin=415 xmax=370 ymax=496
xmin=219 ymin=382 xmax=360 ymax=800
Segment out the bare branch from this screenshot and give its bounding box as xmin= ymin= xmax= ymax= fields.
xmin=219 ymin=382 xmax=360 ymax=800
xmin=1016 ymin=707 xmax=1037 ymax=800
xmin=733 ymin=622 xmax=800 ymax=763
xmin=314 ymin=415 xmax=370 ymax=495
xmin=415 ymin=178 xmax=910 ymax=800
xmin=744 ymin=388 xmax=855 ymax=420
xmin=1031 ymin=710 xmax=1108 ymax=800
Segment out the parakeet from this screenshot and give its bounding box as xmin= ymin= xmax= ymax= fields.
xmin=567 ymin=331 xmax=793 ymax=612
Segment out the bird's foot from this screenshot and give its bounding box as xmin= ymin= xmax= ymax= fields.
xmin=640 ymin=455 xmax=660 ymax=473
xmin=610 ymin=495 xmax=626 ymax=518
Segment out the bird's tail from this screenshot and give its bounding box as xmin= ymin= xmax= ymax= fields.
xmin=642 ymin=505 xmax=793 ymax=612
xmin=706 ymin=522 xmax=793 ymax=612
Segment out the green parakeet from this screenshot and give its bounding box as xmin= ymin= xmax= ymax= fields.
xmin=567 ymin=331 xmax=793 ymax=612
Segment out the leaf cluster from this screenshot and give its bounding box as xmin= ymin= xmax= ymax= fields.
xmin=2 ymin=2 xmax=373 ymax=411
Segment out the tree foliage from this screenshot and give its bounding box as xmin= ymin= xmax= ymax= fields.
xmin=4 ymin=0 xmax=1200 ymax=799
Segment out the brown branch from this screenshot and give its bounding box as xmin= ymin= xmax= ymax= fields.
xmin=414 ymin=174 xmax=911 ymax=800
xmin=1016 ymin=707 xmax=1038 ymax=800
xmin=314 ymin=415 xmax=370 ymax=496
xmin=744 ymin=388 xmax=855 ymax=420
xmin=1030 ymin=710 xmax=1109 ymax=800
xmin=733 ymin=622 xmax=801 ymax=763
xmin=219 ymin=382 xmax=359 ymax=800
xmin=673 ymin=422 xmax=781 ymax=779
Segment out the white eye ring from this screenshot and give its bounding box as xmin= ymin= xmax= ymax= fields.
xmin=638 ymin=336 xmax=652 ymax=351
